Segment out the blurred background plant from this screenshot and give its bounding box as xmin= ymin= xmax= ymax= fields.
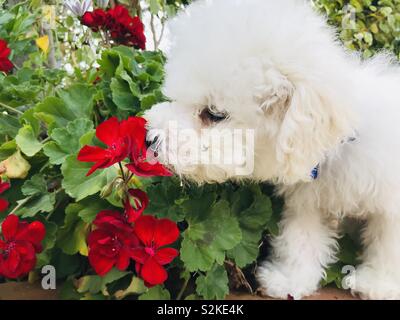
xmin=313 ymin=0 xmax=400 ymax=58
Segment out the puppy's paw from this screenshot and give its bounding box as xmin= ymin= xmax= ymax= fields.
xmin=349 ymin=266 xmax=400 ymax=300
xmin=256 ymin=262 xmax=319 ymax=300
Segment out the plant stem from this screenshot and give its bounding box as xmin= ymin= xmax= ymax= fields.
xmin=118 ymin=162 xmax=126 ymax=182
xmin=0 ymin=101 xmax=23 ymax=115
xmin=176 ymin=276 xmax=190 ymax=300
xmin=9 ymin=195 xmax=34 ymax=215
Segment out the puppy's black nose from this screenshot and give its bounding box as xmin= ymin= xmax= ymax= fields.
xmin=146 ymin=135 xmax=159 ymax=150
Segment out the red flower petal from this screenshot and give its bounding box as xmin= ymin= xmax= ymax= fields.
xmin=154 ymin=218 xmax=180 ymax=248
xmin=140 ymin=257 xmax=168 ymax=286
xmin=126 ymin=161 xmax=173 ymax=178
xmin=130 ymin=247 xmax=147 ymax=264
xmin=88 ymin=250 xmax=115 ymax=276
xmin=77 ymin=145 xmax=108 ymax=163
xmin=1 ymin=214 xmax=19 ymax=241
xmin=115 ymin=247 xmax=131 ymax=271
xmin=0 ymin=179 xmax=10 ymax=194
xmin=124 ymin=189 xmax=149 ymax=223
xmin=81 ymin=12 xmax=95 ymax=27
xmin=93 ymin=210 xmax=132 ymax=233
xmin=154 ymin=248 xmax=179 ymax=265
xmin=0 ymin=58 xmax=13 ymax=73
xmin=5 ymin=248 xmax=20 ymax=273
xmin=120 ymin=116 xmax=147 ymax=158
xmin=96 ymin=117 xmax=120 ymax=146
xmin=16 ymin=221 xmax=46 ymax=252
xmin=85 ymin=158 xmax=112 ymax=176
xmin=0 ymin=198 xmax=8 ymax=212
xmin=133 ymin=215 xmax=156 ymax=247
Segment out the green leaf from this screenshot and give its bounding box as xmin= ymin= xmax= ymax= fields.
xmin=15 ymin=125 xmax=42 ymax=156
xmin=77 ymin=269 xmax=129 ymax=295
xmin=17 ymin=193 xmax=56 ymax=218
xmin=21 ymin=173 xmax=47 ymax=196
xmin=0 ymin=140 xmax=17 ymax=161
xmin=0 ymin=113 xmax=20 ymax=137
xmin=56 ymin=84 xmax=95 ymax=119
xmin=139 ymin=286 xmax=171 ymax=300
xmin=196 ymin=264 xmax=229 ymax=300
xmin=110 ymin=77 xmax=139 ymax=111
xmin=181 ymin=199 xmax=242 ymax=272
xmin=77 ymin=196 xmax=114 ymax=223
xmin=43 ymin=118 xmax=93 ymax=164
xmin=61 ymin=155 xmax=117 ymax=201
xmin=146 ymin=178 xmax=185 ymax=221
xmin=57 ymin=203 xmax=89 ymax=255
xmin=114 ymin=276 xmax=147 ymax=299
xmin=34 ymin=97 xmax=75 ymax=130
xmin=227 ymin=186 xmax=273 ymax=267
xmin=13 ymin=174 xmax=56 ymax=218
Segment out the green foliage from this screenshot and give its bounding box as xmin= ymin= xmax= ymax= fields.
xmin=313 ymin=0 xmax=400 ymax=58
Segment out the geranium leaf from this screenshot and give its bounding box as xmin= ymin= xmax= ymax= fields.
xmin=57 ymin=203 xmax=89 ymax=256
xmin=56 ymin=84 xmax=96 ymax=119
xmin=61 ymin=154 xmax=117 ymax=201
xmin=139 ymin=285 xmax=171 ymax=300
xmin=195 ymin=264 xmax=229 ymax=300
xmin=180 ymin=199 xmax=242 ymax=272
xmin=44 ymin=118 xmax=93 ymax=164
xmin=15 ymin=125 xmax=42 ymax=157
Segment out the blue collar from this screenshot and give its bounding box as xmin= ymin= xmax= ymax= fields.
xmin=310 ymin=135 xmax=357 ymax=180
xmin=310 ymin=164 xmax=320 ymax=180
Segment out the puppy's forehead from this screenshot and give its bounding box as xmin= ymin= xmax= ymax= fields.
xmin=163 ymin=0 xmax=334 ymax=98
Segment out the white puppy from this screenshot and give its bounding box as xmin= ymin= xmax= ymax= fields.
xmin=144 ymin=0 xmax=400 ymax=300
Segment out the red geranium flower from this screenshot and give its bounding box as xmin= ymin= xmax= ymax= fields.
xmin=126 ymin=159 xmax=173 ymax=178
xmin=131 ymin=215 xmax=179 ymax=287
xmin=106 ymin=5 xmax=146 ymax=49
xmin=88 ymin=210 xmax=139 ymax=276
xmin=0 ymin=215 xmax=45 ymax=279
xmin=81 ymin=8 xmax=107 ymax=32
xmin=0 ymin=177 xmax=10 ymax=212
xmin=123 ymin=189 xmax=149 ymax=223
xmin=0 ymin=39 xmax=13 ymax=73
xmin=78 ymin=116 xmax=150 ymax=176
xmin=78 ymin=117 xmax=133 ymax=176
xmin=81 ymin=5 xmax=146 ymax=49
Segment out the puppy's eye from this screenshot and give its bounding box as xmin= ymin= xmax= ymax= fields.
xmin=199 ymin=106 xmax=228 ymax=125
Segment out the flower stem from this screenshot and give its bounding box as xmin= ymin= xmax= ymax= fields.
xmin=176 ymin=276 xmax=190 ymax=300
xmin=9 ymin=195 xmax=34 ymax=215
xmin=0 ymin=101 xmax=23 ymax=115
xmin=118 ymin=162 xmax=126 ymax=182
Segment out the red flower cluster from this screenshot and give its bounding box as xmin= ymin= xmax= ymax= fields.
xmin=81 ymin=116 xmax=177 ymax=286
xmin=88 ymin=210 xmax=139 ymax=276
xmin=88 ymin=211 xmax=179 ymax=286
xmin=77 ymin=116 xmax=172 ymax=178
xmin=132 ymin=215 xmax=179 ymax=287
xmin=0 ymin=39 xmax=13 ymax=73
xmin=0 ymin=215 xmax=45 ymax=279
xmin=81 ymin=5 xmax=146 ymax=49
xmin=0 ymin=177 xmax=10 ymax=212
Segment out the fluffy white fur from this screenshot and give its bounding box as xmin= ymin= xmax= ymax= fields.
xmin=144 ymin=0 xmax=400 ymax=299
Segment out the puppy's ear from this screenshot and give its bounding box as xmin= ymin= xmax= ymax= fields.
xmin=255 ymin=68 xmax=294 ymax=121
xmin=274 ymin=78 xmax=356 ymax=184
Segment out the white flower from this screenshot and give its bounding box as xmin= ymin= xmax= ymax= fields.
xmin=64 ymin=0 xmax=92 ymax=17
xmin=96 ymin=0 xmax=109 ymax=9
